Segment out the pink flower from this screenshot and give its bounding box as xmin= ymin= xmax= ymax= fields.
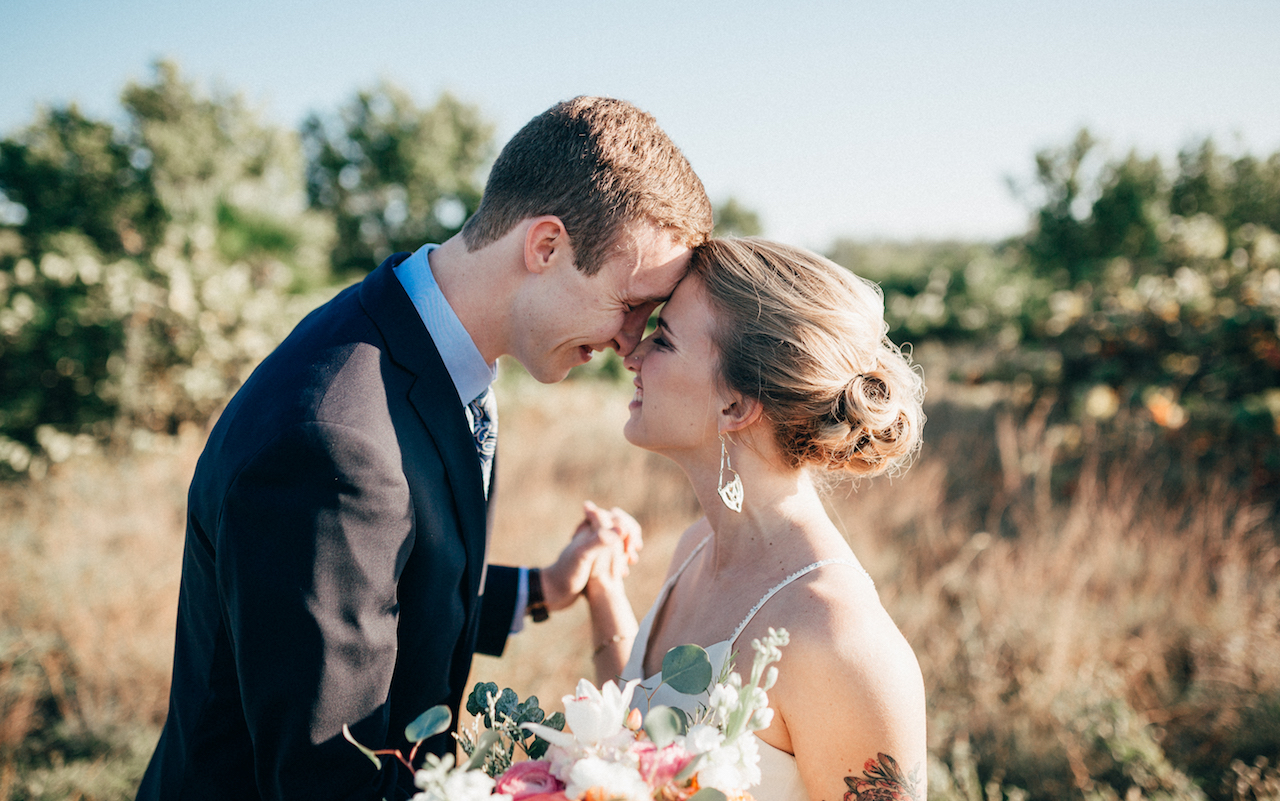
xmin=517 ymin=793 xmax=571 ymax=801
xmin=630 ymin=740 xmax=695 ymax=789
xmin=496 ymin=760 xmax=566 ymax=801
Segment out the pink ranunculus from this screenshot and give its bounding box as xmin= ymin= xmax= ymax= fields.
xmin=516 ymin=793 xmax=571 ymax=801
xmin=495 ymin=760 xmax=566 ymax=801
xmin=631 ymin=740 xmax=695 ymax=789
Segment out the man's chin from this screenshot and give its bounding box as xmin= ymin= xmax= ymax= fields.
xmin=517 ymin=348 xmax=595 ymax=384
xmin=524 ymin=360 xmax=575 ymax=385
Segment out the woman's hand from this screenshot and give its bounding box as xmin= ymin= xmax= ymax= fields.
xmin=584 ymin=500 xmax=642 ymax=585
xmin=540 ymin=501 xmax=643 ymax=611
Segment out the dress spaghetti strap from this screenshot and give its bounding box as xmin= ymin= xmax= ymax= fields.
xmin=728 ymin=558 xmax=872 ymax=647
xmin=664 ymin=534 xmax=713 ymax=594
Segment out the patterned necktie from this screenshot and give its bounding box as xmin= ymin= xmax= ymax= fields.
xmin=467 ymin=389 xmax=497 ymax=496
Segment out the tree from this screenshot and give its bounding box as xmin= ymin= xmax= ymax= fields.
xmin=0 ymin=60 xmax=337 ymax=475
xmin=301 ymin=83 xmax=493 ymax=277
xmin=712 ymin=197 xmax=763 ymax=237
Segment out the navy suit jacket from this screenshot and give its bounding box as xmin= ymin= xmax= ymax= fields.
xmin=137 ymin=254 xmax=519 ymax=800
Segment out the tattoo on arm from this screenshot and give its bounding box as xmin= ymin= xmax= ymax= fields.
xmin=842 ymin=753 xmax=922 ymax=801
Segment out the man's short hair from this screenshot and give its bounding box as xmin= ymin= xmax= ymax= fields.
xmin=461 ymin=96 xmax=712 ymax=276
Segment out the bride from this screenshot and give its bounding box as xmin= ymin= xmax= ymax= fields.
xmin=580 ymin=238 xmax=927 ymax=801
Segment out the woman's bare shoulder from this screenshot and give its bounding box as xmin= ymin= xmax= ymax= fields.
xmin=747 ymin=565 xmax=927 ymax=800
xmin=770 ymin=566 xmax=921 ymax=692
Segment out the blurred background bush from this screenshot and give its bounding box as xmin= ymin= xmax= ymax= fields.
xmin=1 ymin=62 xmax=1278 ymax=800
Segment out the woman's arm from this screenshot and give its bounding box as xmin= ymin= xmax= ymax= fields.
xmin=585 ymin=568 xmax=639 ymax=684
xmin=578 ymin=503 xmax=642 ymax=683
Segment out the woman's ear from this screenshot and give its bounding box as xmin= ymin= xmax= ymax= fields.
xmin=719 ymin=395 xmax=763 ymax=435
xmin=524 ymin=216 xmax=571 ymax=275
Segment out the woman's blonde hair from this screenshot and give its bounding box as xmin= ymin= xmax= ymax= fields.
xmin=688 ymin=238 xmax=925 ymax=478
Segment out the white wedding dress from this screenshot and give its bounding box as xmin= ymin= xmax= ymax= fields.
xmin=620 ymin=536 xmax=871 ymax=801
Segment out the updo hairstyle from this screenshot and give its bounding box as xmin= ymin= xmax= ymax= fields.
xmin=687 ymin=238 xmax=924 ymax=478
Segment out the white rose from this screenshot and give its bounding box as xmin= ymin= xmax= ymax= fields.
xmin=565 ymin=757 xmax=650 ymax=801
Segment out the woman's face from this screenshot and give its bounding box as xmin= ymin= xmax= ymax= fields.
xmin=622 ymin=276 xmax=729 ymax=455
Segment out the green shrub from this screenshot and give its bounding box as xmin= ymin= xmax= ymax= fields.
xmin=0 ymin=62 xmax=339 ymax=476
xmin=833 ymin=134 xmax=1280 ymax=499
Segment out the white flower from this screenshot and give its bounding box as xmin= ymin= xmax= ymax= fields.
xmin=412 ymin=754 xmax=512 ymax=801
xmin=538 ymin=742 xmax=579 ymax=784
xmin=683 ymin=723 xmax=724 ymax=755
xmin=564 ymin=757 xmax=650 ymax=801
xmin=565 ymin=678 xmax=640 ymax=746
xmin=707 ymin=683 xmax=740 ymax=723
xmin=524 ymin=678 xmax=640 ymax=756
xmin=749 ymin=707 xmax=774 ymax=731
xmin=695 ymin=733 xmax=762 ymax=793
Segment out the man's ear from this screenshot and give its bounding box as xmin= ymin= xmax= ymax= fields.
xmin=524 ymin=216 xmax=572 ymax=275
xmin=719 ymin=395 xmax=763 ymax=435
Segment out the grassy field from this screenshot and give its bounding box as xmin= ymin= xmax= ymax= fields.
xmin=1 ymin=371 xmax=1278 ymax=800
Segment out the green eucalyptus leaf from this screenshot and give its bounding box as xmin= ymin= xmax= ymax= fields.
xmin=516 ymin=696 xmax=545 ymax=724
xmin=526 ymin=736 xmax=549 ymax=760
xmin=405 ymin=705 xmax=452 ymax=744
xmin=689 ymin=788 xmax=728 ymax=801
xmin=642 ymin=705 xmax=685 ymax=748
xmin=662 ymin=644 xmax=713 ymax=695
xmin=342 ymin=724 xmax=382 ymax=770
xmin=467 ymin=682 xmax=498 ymax=719
xmin=525 ymin=709 xmax=565 ymax=760
xmin=495 ymin=688 xmax=519 ymax=720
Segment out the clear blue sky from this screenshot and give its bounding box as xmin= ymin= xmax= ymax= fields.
xmin=3 ymin=0 xmax=1278 ymax=249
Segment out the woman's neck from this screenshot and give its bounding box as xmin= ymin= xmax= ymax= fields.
xmin=681 ymin=445 xmax=838 ymax=575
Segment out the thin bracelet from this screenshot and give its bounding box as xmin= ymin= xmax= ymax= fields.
xmin=593 ymin=634 xmax=627 ymax=656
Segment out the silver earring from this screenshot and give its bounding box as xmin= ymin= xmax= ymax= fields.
xmin=717 ymin=434 xmax=744 ymax=512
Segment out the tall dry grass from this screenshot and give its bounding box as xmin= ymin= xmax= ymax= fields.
xmin=1 ymin=376 xmax=1278 ymax=800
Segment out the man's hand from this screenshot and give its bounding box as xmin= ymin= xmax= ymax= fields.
xmin=540 ymin=501 xmax=643 ymax=612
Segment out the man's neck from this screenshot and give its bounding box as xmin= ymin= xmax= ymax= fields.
xmin=428 ymin=233 xmax=516 ymax=365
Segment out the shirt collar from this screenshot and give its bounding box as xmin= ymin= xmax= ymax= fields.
xmin=393 ymin=243 xmax=497 ymax=406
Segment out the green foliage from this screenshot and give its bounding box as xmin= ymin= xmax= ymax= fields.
xmin=660 ymin=643 xmax=714 ymax=695
xmin=0 ymin=64 xmax=498 ymax=477
xmin=713 ymin=197 xmax=763 ymax=237
xmin=0 ymin=60 xmax=340 ymax=476
xmin=459 ymin=682 xmax=564 ymax=775
xmin=0 ymin=106 xmax=165 ymax=258
xmin=835 ymin=132 xmax=1280 ymax=498
xmin=301 ymin=83 xmax=492 ymax=277
xmin=404 ymin=705 xmax=453 ymax=744
xmin=643 ymin=705 xmax=687 ymax=748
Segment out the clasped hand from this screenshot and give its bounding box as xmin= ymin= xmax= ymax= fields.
xmin=539 ymin=500 xmax=641 ymax=612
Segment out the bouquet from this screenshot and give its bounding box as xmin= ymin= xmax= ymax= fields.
xmin=346 ymin=628 xmax=790 ymax=801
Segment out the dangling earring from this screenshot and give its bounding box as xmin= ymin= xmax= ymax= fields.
xmin=717 ymin=434 xmax=744 ymax=513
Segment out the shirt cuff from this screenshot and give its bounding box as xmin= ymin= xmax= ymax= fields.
xmin=510 ymin=566 xmax=529 ymax=635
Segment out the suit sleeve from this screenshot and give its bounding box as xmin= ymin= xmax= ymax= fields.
xmin=216 ymin=421 xmax=410 ymax=800
xmin=475 ymin=565 xmax=519 ymax=656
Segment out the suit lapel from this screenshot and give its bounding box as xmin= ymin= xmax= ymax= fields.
xmin=358 ymin=255 xmax=490 ymax=602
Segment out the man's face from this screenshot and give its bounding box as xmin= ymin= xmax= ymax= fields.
xmin=512 ymin=223 xmax=691 ymax=384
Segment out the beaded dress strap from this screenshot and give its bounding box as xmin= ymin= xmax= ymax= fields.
xmin=660 ymin=533 xmax=713 ymax=597
xmin=728 ymin=559 xmax=872 ymax=647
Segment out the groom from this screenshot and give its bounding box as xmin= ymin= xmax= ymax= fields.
xmin=137 ymin=96 xmax=712 ymax=801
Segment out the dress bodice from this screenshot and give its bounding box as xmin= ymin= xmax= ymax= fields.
xmin=619 ymin=536 xmax=872 ymax=801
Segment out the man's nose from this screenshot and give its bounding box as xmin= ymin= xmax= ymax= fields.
xmin=612 ymin=305 xmax=653 ymax=357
